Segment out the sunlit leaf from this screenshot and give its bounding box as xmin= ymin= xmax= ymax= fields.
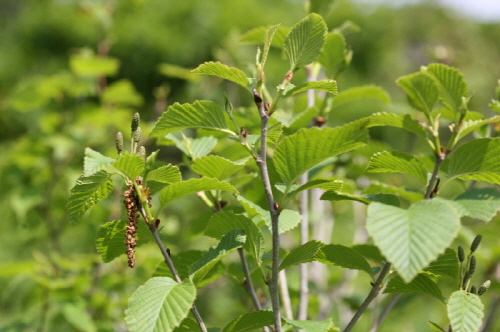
xmin=166 ymin=134 xmax=218 ymax=159
xmin=452 ymin=188 xmax=500 ymax=222
xmin=366 ymin=151 xmax=428 ymax=184
xmin=240 ymin=25 xmax=290 ymax=48
xmin=367 ymin=200 xmax=460 ymax=282
xmin=314 ymin=244 xmax=373 ymax=277
xmin=453 ymin=116 xmax=500 ymax=145
xmin=102 ymin=79 xmax=143 ymax=107
xmin=283 ymin=318 xmax=336 ymax=332
xmin=384 ymin=273 xmax=444 ymax=303
xmin=285 ymin=80 xmax=338 ymax=97
xmin=83 ymin=147 xmax=115 ymax=177
xmin=192 ymin=156 xmax=248 ymax=181
xmin=112 ymin=153 xmax=145 ymax=180
xmin=147 ymin=165 xmax=182 ymax=184
xmin=69 ymin=50 xmax=119 ymax=77
xmin=331 ymin=86 xmax=391 ymax=111
xmin=262 ymin=24 xmax=281 ymax=67
xmin=363 ymin=181 xmax=424 ymax=202
xmin=428 ymin=321 xmax=447 ymax=332
xmin=279 ymin=240 xmax=324 ymax=271
xmin=317 ymin=32 xmax=347 ymax=79
xmin=424 ymin=63 xmax=468 ymax=115
xmin=192 ymin=61 xmax=249 ymax=87
xmin=447 ymin=291 xmax=484 ymax=332
xmin=365 ymin=113 xmax=427 ymax=139
xmin=220 ymin=310 xmax=274 ymax=332
xmin=397 ymin=72 xmax=438 ymax=114
xmin=125 ymin=277 xmax=196 ymax=332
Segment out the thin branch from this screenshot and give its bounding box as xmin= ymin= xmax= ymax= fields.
xmin=343 ymin=262 xmax=392 ymax=332
xmin=369 ymin=294 xmax=402 ymax=332
xmin=424 ymin=154 xmax=445 ymax=199
xmin=298 ymin=173 xmax=309 ymax=321
xmin=280 ymin=270 xmax=294 ymax=319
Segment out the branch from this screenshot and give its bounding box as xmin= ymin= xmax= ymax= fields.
xmin=368 ymin=293 xmax=401 ymax=332
xmin=343 ymin=262 xmax=392 ymax=332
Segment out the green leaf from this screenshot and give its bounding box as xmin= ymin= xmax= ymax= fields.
xmin=96 ymin=219 xmax=152 ymax=263
xmin=453 ymin=188 xmax=500 ymax=222
xmin=384 ymin=274 xmax=444 ymax=303
xmin=147 ymin=165 xmax=182 ymax=184
xmin=366 ymin=151 xmax=428 ymax=184
xmin=102 ymin=79 xmax=143 ymax=107
xmin=192 ymin=156 xmax=248 ymax=181
xmin=113 ymin=153 xmax=145 ymax=180
xmin=159 ymin=178 xmax=238 ymax=208
xmin=424 ymin=63 xmax=468 ymax=115
xmin=351 ymin=244 xmax=385 ymax=263
xmin=67 ymin=171 xmax=113 ymax=224
xmin=173 ymin=318 xmax=201 ymax=332
xmin=192 ymin=62 xmax=249 ymax=87
xmin=396 ymin=72 xmax=438 ymax=114
xmin=277 ymin=179 xmax=343 ymax=198
xmin=363 ymin=181 xmax=424 ymax=203
xmin=274 ymin=209 xmax=301 ymax=234
xmin=317 ymin=32 xmax=347 ymax=79
xmin=454 ymin=116 xmax=500 ymax=145
xmin=331 ymin=86 xmax=391 ymax=111
xmin=240 ymin=25 xmax=290 ymax=48
xmin=274 ymin=122 xmax=367 ymax=185
xmin=125 ymin=277 xmax=196 ymax=332
xmin=69 ymin=51 xmax=119 ymax=77
xmin=83 ymin=147 xmax=115 ymax=177
xmin=285 ymin=80 xmax=337 ymax=97
xmin=262 ymin=24 xmax=281 ymax=67
xmin=220 ymin=310 xmax=274 ymax=332
xmin=423 ymin=248 xmax=459 ymax=279
xmin=150 ymin=101 xmax=234 ymax=138
xmin=447 ymin=138 xmax=500 ymax=185
xmin=205 ymin=211 xmax=265 ymax=264
xmin=166 ymin=134 xmax=218 ymax=159
xmin=284 ymin=13 xmax=327 ymax=71
xmin=428 ymin=321 xmax=447 ymax=332
xmin=154 ymin=251 xmax=204 ymax=279
xmin=314 ymin=244 xmax=373 ymax=277
xmin=62 ymin=302 xmax=97 ymax=332
xmin=365 ymin=113 xmax=427 ymax=139
xmin=279 ymin=240 xmax=324 ymax=271
xmin=447 ymin=291 xmax=484 ymax=332
xmin=367 ymin=200 xmax=461 ymax=282
xmin=190 ymin=229 xmax=246 ymax=285
xmin=321 ymin=191 xmax=400 ymax=206
xmin=283 ymin=318 xmax=336 ymax=332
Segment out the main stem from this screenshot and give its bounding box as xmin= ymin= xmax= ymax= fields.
xmin=255 ymin=97 xmax=282 ymax=332
xmin=343 ymin=262 xmax=392 ymax=332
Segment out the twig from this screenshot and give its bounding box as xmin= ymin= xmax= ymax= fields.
xmin=298 ymin=174 xmax=309 ymax=321
xmin=369 ymin=294 xmax=402 ymax=332
xmin=279 ymin=270 xmax=294 ymax=319
xmin=343 ymin=262 xmax=392 ymax=332
xmin=424 ymin=154 xmax=445 ymax=199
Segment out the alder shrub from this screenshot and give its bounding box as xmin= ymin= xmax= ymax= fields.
xmin=68 ymin=12 xmax=499 ymax=332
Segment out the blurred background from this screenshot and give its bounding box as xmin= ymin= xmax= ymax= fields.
xmin=1 ymin=0 xmax=500 ymax=331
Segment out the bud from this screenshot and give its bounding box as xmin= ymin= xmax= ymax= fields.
xmin=133 ymin=126 xmax=142 ymax=143
xmin=131 ymin=112 xmax=140 ymax=132
xmin=470 ymin=285 xmax=477 ymax=294
xmin=478 ymin=280 xmax=491 ymax=296
xmin=468 ymin=255 xmax=476 ymax=275
xmin=470 ymin=234 xmax=482 ymax=253
xmin=116 ymin=132 xmax=124 ymax=155
xmin=139 ymin=146 xmax=146 ymax=159
xmin=240 ymin=127 xmax=248 ymax=145
xmin=457 ymin=246 xmax=465 ymax=262
xmin=252 ymin=89 xmax=263 ymax=108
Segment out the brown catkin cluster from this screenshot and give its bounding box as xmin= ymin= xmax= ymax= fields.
xmin=123 ymin=181 xmax=139 ymax=268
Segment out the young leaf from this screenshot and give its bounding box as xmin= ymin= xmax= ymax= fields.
xmin=424 ymin=63 xmax=468 ymax=115
xmin=423 ymin=248 xmax=459 ymax=279
xmin=83 ymin=147 xmax=115 ymax=176
xmin=236 ymin=195 xmax=270 ymax=227
xmin=272 ymin=209 xmax=301 ymax=234
xmin=396 ymin=72 xmax=438 ymax=114
xmin=220 ymin=310 xmax=274 ymax=332
xmin=452 ymin=188 xmax=500 ymax=222
xmin=147 ymin=164 xmax=182 ymax=184
xmin=279 ymin=240 xmax=324 ymax=271
xmin=67 ymin=171 xmax=113 ymax=224
xmin=284 ymin=13 xmax=327 ymax=71
xmin=314 ymin=244 xmax=373 ymax=277
xmin=330 ymin=86 xmax=391 ymax=111
xmin=192 ymin=61 xmax=249 ymax=88
xmin=447 ymin=291 xmax=484 ymax=332
xmin=366 ymin=151 xmax=428 ymax=184
xmin=204 ymin=211 xmax=265 ymax=264
xmin=150 ymin=101 xmax=235 ymax=138
xmin=274 ymin=122 xmax=367 ymax=185
xmin=453 ymin=116 xmax=500 ymax=144
xmin=367 ymin=200 xmax=460 ymax=283
xmin=428 ymin=321 xmax=447 ymax=332
xmin=262 ymin=24 xmax=281 ymax=67
xmin=446 ymin=138 xmax=500 ymax=185
xmin=192 ymin=155 xmax=248 ymax=181
xmin=112 ymin=153 xmax=145 ymax=180
xmin=285 ymin=80 xmax=338 ymax=97
xmin=166 ymin=134 xmax=218 ymax=159
xmin=384 ymin=273 xmax=444 ymax=303
xmin=240 ymin=25 xmax=290 ymax=48
xmin=159 ymin=178 xmax=238 ymax=208
xmin=317 ymin=32 xmax=347 ymax=79
xmin=96 ymin=219 xmax=152 ymax=263
xmin=189 ymin=229 xmax=246 ymax=285
xmin=283 ymin=318 xmax=336 ymax=332
xmin=125 ymin=277 xmax=196 ymax=332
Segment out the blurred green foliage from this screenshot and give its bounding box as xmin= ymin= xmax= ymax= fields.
xmin=1 ymin=0 xmax=500 ymax=331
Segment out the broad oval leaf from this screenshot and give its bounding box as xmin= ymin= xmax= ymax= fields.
xmin=112 ymin=153 xmax=145 ymax=180
xmin=423 ymin=248 xmax=459 ymax=279
xmin=192 ymin=61 xmax=249 ymax=87
xmin=284 ymin=13 xmax=327 ymax=71
xmin=220 ymin=310 xmax=274 ymax=332
xmin=83 ymin=147 xmax=115 ymax=176
xmin=317 ymin=32 xmax=347 ymax=79
xmin=67 ymin=171 xmax=113 ymax=224
xmin=189 ymin=229 xmax=246 ymax=285
xmin=363 ymin=181 xmax=424 ymax=203
xmin=240 ymin=25 xmax=290 ymax=48
xmin=366 ymin=151 xmax=428 ymax=184
xmin=192 ymin=155 xmax=248 ymax=181
xmin=96 ymin=219 xmax=152 ymax=263
xmin=314 ymin=244 xmax=373 ymax=277
xmin=150 ymin=101 xmax=234 ymax=138
xmin=367 ymin=199 xmax=461 ymax=282
xmin=205 ymin=211 xmax=265 ymax=264
xmin=453 ymin=116 xmax=500 ymax=145
xmin=453 ymin=188 xmax=500 ymax=222
xmin=285 ymin=80 xmax=337 ymax=97
xmin=147 ymin=164 xmax=182 ymax=184
xmin=331 ymin=86 xmax=391 ymax=111
xmin=283 ymin=318 xmax=336 ymax=332
xmin=159 ymin=178 xmax=238 ymax=208
xmin=424 ymin=63 xmax=468 ymax=115
xmin=447 ymin=291 xmax=484 ymax=332
xmin=274 ymin=122 xmax=368 ymax=185
xmin=125 ymin=277 xmax=196 ymax=332
xmin=447 ymin=138 xmax=500 ymax=185
xmin=384 ymin=273 xmax=444 ymax=303
xmin=397 ymin=72 xmax=438 ymax=114
xmin=279 ymin=240 xmax=324 ymax=271
xmin=365 ymin=112 xmax=427 ymax=139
